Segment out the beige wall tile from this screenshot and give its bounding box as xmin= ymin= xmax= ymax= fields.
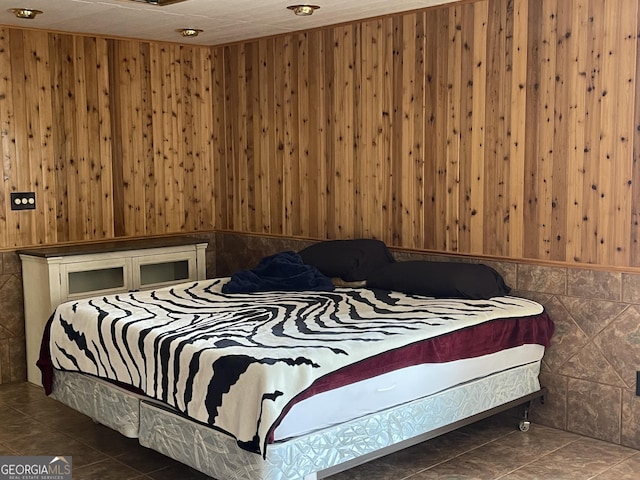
xmin=516 ymin=264 xmax=567 ymax=295
xmin=567 ymin=379 xmax=621 ymax=444
xmin=568 ymin=269 xmax=622 ymax=301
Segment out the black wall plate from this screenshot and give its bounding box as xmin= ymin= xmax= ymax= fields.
xmin=10 ymin=192 xmax=36 ymax=210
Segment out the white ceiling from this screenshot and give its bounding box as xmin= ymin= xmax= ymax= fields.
xmin=0 ymin=0 xmax=457 ymax=46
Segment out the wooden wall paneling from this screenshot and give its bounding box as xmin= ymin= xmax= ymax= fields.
xmin=7 ymin=30 xmax=33 ymax=247
xmin=550 ymin=0 xmax=571 ymax=262
xmin=21 ymin=30 xmax=40 ymax=244
xmin=278 ymin=36 xmax=294 ymax=236
xmin=211 ymin=46 xmax=228 ymax=231
xmin=285 ymin=36 xmax=302 ymax=237
xmin=180 ymin=45 xmax=195 ymax=231
xmin=457 ymin=4 xmax=475 ymax=254
xmin=73 ymin=37 xmax=93 ymax=240
xmin=108 ymin=39 xmax=124 ymax=237
xmin=180 ymin=46 xmax=214 ymax=231
xmin=422 ymin=11 xmax=440 ymax=251
xmin=115 ymin=40 xmax=144 ymax=236
xmin=596 ymin=3 xmax=617 ymax=264
xmin=332 ymin=25 xmax=356 ymax=239
xmin=507 ymin=0 xmax=528 ymax=259
xmin=396 ymin=13 xmax=425 ymax=249
xmin=149 ymin=43 xmax=166 ymax=233
xmin=271 ymin=37 xmax=286 ymax=235
xmin=445 ymin=7 xmax=462 ymax=253
xmin=138 ymin=42 xmax=157 ymax=235
xmin=197 ymin=48 xmax=216 ymax=232
xmin=229 ymin=44 xmax=248 ymax=231
xmin=632 ymin=4 xmax=640 ymax=266
xmin=581 ymin=0 xmax=605 ymax=264
xmin=296 ymin=33 xmax=313 ymax=237
xmin=169 ymin=45 xmax=187 ymax=232
xmin=609 ymin=0 xmax=637 ymax=265
xmin=322 ymin=29 xmax=337 ymax=240
xmin=256 ymin=38 xmax=272 ymax=233
xmin=357 ymin=22 xmax=377 ymax=242
xmin=395 ymin=15 xmax=421 ymax=247
xmin=243 ymin=42 xmax=257 ymax=233
xmin=158 ymin=44 xmax=174 ymax=233
xmin=484 ymin=0 xmax=515 ymax=257
xmin=360 ymin=19 xmax=380 ymax=240
xmin=533 ymin=0 xmax=558 ymax=260
xmin=352 ymin=26 xmax=364 ymax=239
xmin=468 ymin=2 xmax=489 ymax=255
xmin=0 ymin=28 xmax=15 ymax=246
xmin=596 ymin=1 xmax=635 ymax=265
xmin=412 ymin=13 xmax=427 ymax=251
xmin=523 ymin=3 xmax=541 ymax=260
xmin=432 ymin=8 xmax=453 ymax=252
xmin=565 ymin=0 xmax=589 ymax=263
xmin=378 ymin=18 xmax=395 ymax=244
xmin=306 ymin=30 xmax=328 ymax=239
xmin=31 ymin=32 xmax=56 ymax=244
xmin=390 ymin=17 xmax=403 ymax=245
xmin=95 ymin=38 xmax=115 ymax=239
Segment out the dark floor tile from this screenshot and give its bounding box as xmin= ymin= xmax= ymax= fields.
xmin=590 ymin=452 xmax=640 ymax=479
xmin=0 ymin=442 xmax=18 ymax=456
xmin=367 ymin=430 xmax=496 ymax=477
xmin=8 ymin=430 xmax=107 ymax=468
xmin=0 ymin=404 xmax=29 ymax=425
xmin=501 ymin=437 xmax=638 ymax=479
xmin=72 ymin=457 xmax=148 ymax=480
xmin=147 ymin=463 xmax=214 ymax=479
xmin=0 ymin=382 xmax=46 ymax=407
xmin=66 ymin=422 xmax=142 ymax=457
xmin=326 ymin=455 xmax=407 ymax=480
xmin=0 ymin=415 xmax=53 ymax=444
xmin=115 ymin=446 xmax=179 ymax=474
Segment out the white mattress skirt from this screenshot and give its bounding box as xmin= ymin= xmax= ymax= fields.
xmin=273 ymin=343 xmax=544 ymax=440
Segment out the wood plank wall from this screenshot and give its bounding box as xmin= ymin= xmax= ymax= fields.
xmin=1 ymin=0 xmax=640 ymax=268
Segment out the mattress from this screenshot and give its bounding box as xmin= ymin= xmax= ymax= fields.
xmin=41 ymin=280 xmax=553 ymax=455
xmin=273 ymin=343 xmax=544 ymax=439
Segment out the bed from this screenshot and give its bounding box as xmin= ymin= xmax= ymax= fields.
xmin=37 ymin=244 xmax=554 ymax=480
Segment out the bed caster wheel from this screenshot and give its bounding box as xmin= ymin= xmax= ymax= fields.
xmin=518 ymin=420 xmax=530 ymax=432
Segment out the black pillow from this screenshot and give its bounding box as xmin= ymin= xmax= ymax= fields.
xmin=298 ymin=239 xmax=395 ymax=282
xmin=366 ymin=261 xmax=511 ymax=299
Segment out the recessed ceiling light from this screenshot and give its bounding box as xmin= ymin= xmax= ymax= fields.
xmin=128 ymin=0 xmax=190 ymax=5
xmin=177 ymin=28 xmax=203 ymax=37
xmin=287 ymin=5 xmax=320 ymax=16
xmin=9 ymin=8 xmax=43 ymax=19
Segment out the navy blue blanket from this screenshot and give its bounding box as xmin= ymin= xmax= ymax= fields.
xmin=222 ymin=251 xmax=335 ymax=293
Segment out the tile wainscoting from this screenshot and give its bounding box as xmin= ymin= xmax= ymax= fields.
xmin=0 ymin=251 xmax=25 ymax=383
xmin=2 ymin=231 xmax=639 ymax=452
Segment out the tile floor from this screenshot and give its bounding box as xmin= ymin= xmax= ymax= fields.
xmin=1 ymin=382 xmax=639 ymax=480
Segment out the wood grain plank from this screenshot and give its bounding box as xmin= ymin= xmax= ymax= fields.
xmin=469 ymin=1 xmax=488 ymax=255
xmin=0 ymin=28 xmax=15 ymax=247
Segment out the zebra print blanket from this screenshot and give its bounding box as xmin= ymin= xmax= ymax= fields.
xmin=47 ymin=279 xmax=545 ymax=455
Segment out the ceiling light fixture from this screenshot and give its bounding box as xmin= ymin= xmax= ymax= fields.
xmin=128 ymin=0 xmax=190 ymax=5
xmin=9 ymin=8 xmax=43 ymax=19
xmin=177 ymin=28 xmax=203 ymax=37
xmin=287 ymin=4 xmax=320 ymax=16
